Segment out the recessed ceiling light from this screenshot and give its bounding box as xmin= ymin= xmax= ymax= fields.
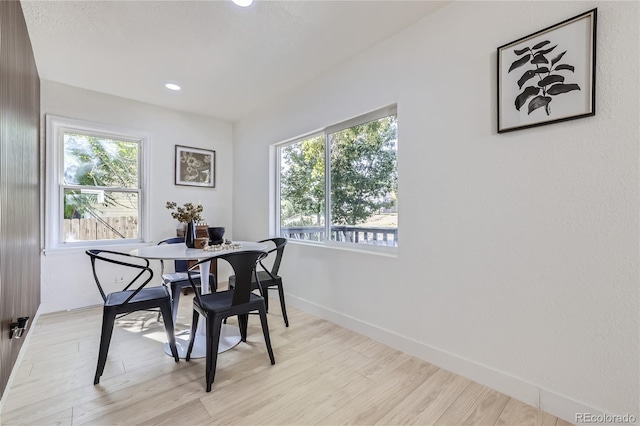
xmin=165 ymin=83 xmax=181 ymax=91
xmin=232 ymin=0 xmax=253 ymax=7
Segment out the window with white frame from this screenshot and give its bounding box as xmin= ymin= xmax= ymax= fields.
xmin=276 ymin=105 xmax=398 ymax=248
xmin=45 ymin=116 xmax=149 ymax=249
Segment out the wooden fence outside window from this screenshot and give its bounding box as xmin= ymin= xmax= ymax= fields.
xmin=63 ymin=216 xmax=138 ymax=241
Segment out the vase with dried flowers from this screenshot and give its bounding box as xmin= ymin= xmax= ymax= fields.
xmin=166 ymin=201 xmax=204 ymax=248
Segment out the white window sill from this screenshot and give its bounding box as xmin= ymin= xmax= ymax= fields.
xmin=286 ymin=239 xmax=398 ymax=258
xmin=43 ymin=241 xmax=153 ymax=257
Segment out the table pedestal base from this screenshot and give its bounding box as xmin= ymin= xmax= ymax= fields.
xmin=164 ymin=324 xmax=242 ymax=359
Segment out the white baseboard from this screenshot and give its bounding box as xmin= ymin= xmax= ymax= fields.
xmin=287 ymin=294 xmax=603 ymax=425
xmin=0 ymin=304 xmax=43 ymax=420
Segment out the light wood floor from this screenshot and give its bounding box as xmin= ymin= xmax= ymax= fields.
xmin=1 ymin=292 xmax=570 ymax=426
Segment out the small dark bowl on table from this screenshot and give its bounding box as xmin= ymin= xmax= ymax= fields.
xmin=207 ymin=227 xmax=225 ymax=245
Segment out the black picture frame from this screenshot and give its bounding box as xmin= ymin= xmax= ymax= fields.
xmin=174 ymin=145 xmax=216 ymax=188
xmin=497 ymin=8 xmax=597 ymax=133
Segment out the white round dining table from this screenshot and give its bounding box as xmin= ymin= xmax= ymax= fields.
xmin=129 ymin=241 xmax=268 ymax=359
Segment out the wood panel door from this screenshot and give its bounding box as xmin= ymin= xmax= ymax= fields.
xmin=0 ymin=0 xmax=41 ymax=399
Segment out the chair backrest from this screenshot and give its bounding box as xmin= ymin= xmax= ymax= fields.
xmin=157 ymin=237 xmax=188 ymax=272
xmin=257 ymin=238 xmax=287 ymax=276
xmin=187 ymin=250 xmax=267 ymax=307
xmin=86 ymin=249 xmax=153 ymax=305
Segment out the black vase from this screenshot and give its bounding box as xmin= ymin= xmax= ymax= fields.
xmin=185 ymin=221 xmax=196 ymax=248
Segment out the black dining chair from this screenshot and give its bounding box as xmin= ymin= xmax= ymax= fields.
xmin=185 ymin=250 xmax=275 ymax=392
xmin=228 ymin=238 xmax=289 ymax=326
xmin=157 ymin=237 xmax=217 ymax=324
xmin=86 ymin=249 xmax=179 ymax=385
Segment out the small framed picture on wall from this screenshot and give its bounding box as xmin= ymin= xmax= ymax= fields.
xmin=175 ymin=145 xmax=216 ymax=188
xmin=497 ymin=9 xmax=597 ymax=133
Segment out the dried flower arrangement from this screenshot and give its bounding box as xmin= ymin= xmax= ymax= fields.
xmin=165 ymin=201 xmax=203 ymax=223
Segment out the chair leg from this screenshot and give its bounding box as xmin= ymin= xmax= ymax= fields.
xmin=258 ymin=304 xmax=276 ymax=365
xmin=238 ymin=314 xmax=248 ymax=342
xmin=262 ymin=285 xmax=269 ymax=312
xmin=277 ymin=282 xmax=289 ymax=327
xmin=160 ymin=302 xmax=179 ymax=362
xmin=94 ymin=309 xmax=116 ymax=385
xmin=186 ymin=309 xmax=199 ymax=361
xmin=205 ymin=316 xmax=223 ymax=392
xmin=171 ymin=283 xmax=182 ymax=325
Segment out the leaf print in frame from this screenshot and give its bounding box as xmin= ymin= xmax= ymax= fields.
xmin=497 ymin=9 xmax=596 ymax=133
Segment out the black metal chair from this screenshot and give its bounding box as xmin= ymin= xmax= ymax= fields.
xmin=86 ymin=249 xmax=179 ymax=385
xmin=157 ymin=237 xmax=216 ymax=324
xmin=185 ymin=251 xmax=275 ymax=392
xmin=228 ymin=238 xmax=288 ymax=326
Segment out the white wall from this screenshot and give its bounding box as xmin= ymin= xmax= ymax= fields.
xmin=232 ymin=1 xmax=639 ymax=422
xmin=40 ymin=81 xmax=234 ymax=313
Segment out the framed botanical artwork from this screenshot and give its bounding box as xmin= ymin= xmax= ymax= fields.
xmin=497 ymin=8 xmax=597 ymax=133
xmin=174 ymin=145 xmax=216 ymax=188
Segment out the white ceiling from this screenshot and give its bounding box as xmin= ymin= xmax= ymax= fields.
xmin=21 ymin=0 xmax=445 ymax=122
